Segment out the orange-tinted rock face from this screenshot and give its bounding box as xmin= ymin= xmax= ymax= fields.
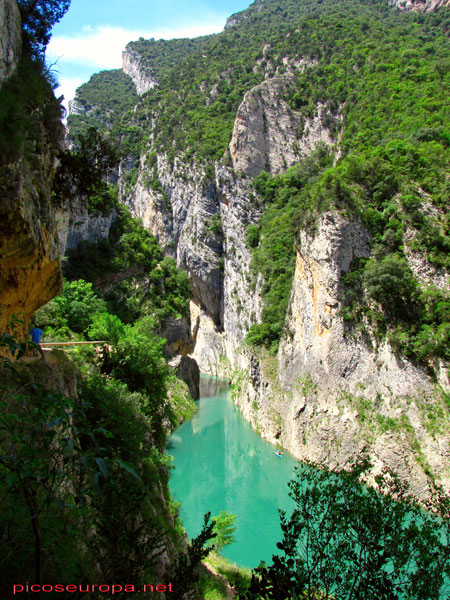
xmin=0 ymin=0 xmax=65 ymax=342
xmin=0 ymin=156 xmax=63 ymax=340
xmin=0 ymin=0 xmax=62 ymax=342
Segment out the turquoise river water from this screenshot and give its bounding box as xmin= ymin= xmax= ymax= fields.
xmin=168 ymin=375 xmax=298 ymax=568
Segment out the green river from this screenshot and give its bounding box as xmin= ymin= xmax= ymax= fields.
xmin=168 ymin=375 xmax=298 ymax=568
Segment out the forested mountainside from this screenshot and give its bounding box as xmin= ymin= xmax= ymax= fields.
xmin=1 ymin=0 xmax=450 ymax=595
xmin=67 ymin=0 xmax=450 ymax=499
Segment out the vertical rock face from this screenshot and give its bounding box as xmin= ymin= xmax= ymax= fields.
xmin=55 ymin=201 xmax=117 ymax=254
xmin=229 ymin=74 xmax=337 ymax=177
xmin=388 ymin=0 xmax=450 ymax=10
xmin=123 ymin=72 xmax=337 ymax=369
xmin=0 ymin=143 xmax=64 ymax=339
xmin=278 ymin=213 xmax=430 ymax=400
xmin=231 ymin=213 xmax=449 ymax=500
xmin=0 ymin=0 xmax=21 ymax=87
xmin=124 ymin=150 xmax=263 ymax=374
xmin=122 ymin=48 xmax=158 ymax=95
xmin=125 ymin=155 xmax=226 ymax=329
xmin=0 ymin=0 xmax=64 ymax=340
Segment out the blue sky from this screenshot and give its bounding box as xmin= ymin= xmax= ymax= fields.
xmin=47 ymin=0 xmax=252 ymax=110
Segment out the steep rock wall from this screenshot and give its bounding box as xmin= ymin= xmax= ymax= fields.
xmin=0 ymin=143 xmax=64 ymax=339
xmin=0 ymin=4 xmax=64 ymax=340
xmin=123 ymin=150 xmax=263 ymax=375
xmin=123 ymin=154 xmax=225 ymax=329
xmin=123 ymin=72 xmax=337 ymax=367
xmin=122 ymin=47 xmax=158 ymax=95
xmin=0 ymin=0 xmax=21 ymax=86
xmin=230 ymin=73 xmax=337 ymax=177
xmin=55 ymin=200 xmax=117 ymax=254
xmin=231 ymin=213 xmax=449 ymax=499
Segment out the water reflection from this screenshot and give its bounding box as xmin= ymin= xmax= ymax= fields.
xmin=168 ymin=376 xmax=298 ymax=568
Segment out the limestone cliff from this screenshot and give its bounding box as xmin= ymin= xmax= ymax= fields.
xmin=122 ymin=47 xmax=158 ymax=95
xmin=230 ymin=73 xmax=337 ymax=177
xmin=230 ymin=213 xmax=449 ymax=500
xmin=122 ymin=154 xmax=226 ymax=329
xmin=0 ymin=0 xmax=21 ymax=87
xmin=55 ymin=200 xmax=117 ymax=254
xmin=0 ymin=2 xmax=64 ymax=340
xmin=122 ymin=71 xmax=338 ymax=342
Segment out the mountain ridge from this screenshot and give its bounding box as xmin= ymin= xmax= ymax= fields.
xmin=66 ymin=0 xmax=450 ymax=498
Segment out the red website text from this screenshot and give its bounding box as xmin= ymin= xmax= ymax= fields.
xmin=13 ymin=583 xmax=175 ymax=595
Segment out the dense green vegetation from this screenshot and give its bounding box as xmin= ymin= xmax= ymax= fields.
xmin=210 ymin=511 xmax=237 ymax=550
xmin=68 ymin=0 xmax=449 ymax=364
xmin=3 ymin=0 xmax=450 ymax=593
xmin=70 ymin=0 xmax=449 ymax=165
xmin=54 ymin=126 xmax=121 ymax=212
xmin=67 ymin=69 xmax=139 ymax=139
xmin=2 ymin=196 xmax=198 ymax=591
xmin=246 ymin=145 xmax=450 ymax=360
xmin=0 ymin=322 xmax=208 ymax=592
xmin=237 ymin=0 xmax=450 ymax=358
xmin=62 ymin=205 xmax=190 ymax=324
xmin=2 ymin=192 xmax=204 ymax=594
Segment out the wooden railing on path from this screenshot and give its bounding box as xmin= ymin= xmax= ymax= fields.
xmin=40 ymin=341 xmax=106 ymax=347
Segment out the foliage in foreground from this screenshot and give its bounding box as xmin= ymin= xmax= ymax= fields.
xmin=0 ymin=324 xmax=205 ymax=594
xmin=54 ymin=126 xmax=121 ymax=213
xmin=18 ymin=0 xmax=70 ymax=58
xmin=63 ymin=205 xmax=190 ymax=324
xmin=239 ymin=462 xmax=450 ymax=600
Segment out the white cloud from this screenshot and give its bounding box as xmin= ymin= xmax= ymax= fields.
xmin=53 ymin=78 xmax=84 ymax=116
xmin=47 ymin=22 xmax=224 ymax=71
xmin=47 ymin=22 xmax=224 ymax=108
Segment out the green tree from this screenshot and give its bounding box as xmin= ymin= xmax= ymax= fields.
xmin=362 ymin=254 xmax=418 ymax=318
xmin=35 ymin=279 xmax=107 ymax=334
xmin=18 ymin=0 xmax=71 ymax=57
xmin=54 ymin=127 xmax=121 ymax=213
xmin=171 ymin=512 xmax=217 ymax=600
xmin=0 ymin=371 xmax=113 ymax=586
xmin=211 ymin=511 xmax=237 ymax=550
xmin=240 ymin=462 xmax=450 ymax=600
xmin=99 ymin=316 xmax=169 ymax=446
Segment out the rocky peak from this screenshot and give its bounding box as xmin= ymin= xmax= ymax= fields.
xmin=229 ymin=73 xmax=338 ymax=177
xmin=68 ymin=97 xmax=91 ymax=117
xmin=122 ymin=47 xmax=158 ymax=95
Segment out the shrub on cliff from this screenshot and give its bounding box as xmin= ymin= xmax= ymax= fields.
xmin=34 ymin=279 xmax=106 ymax=336
xmin=64 ymin=206 xmax=190 ymax=324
